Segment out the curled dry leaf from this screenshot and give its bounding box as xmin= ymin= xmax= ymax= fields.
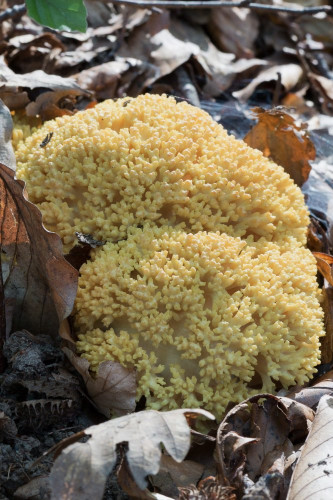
xmin=307 ymin=219 xmax=329 ymax=254
xmin=286 ymin=370 xmax=333 ymax=410
xmin=233 ymin=63 xmax=303 ymax=103
xmin=49 ymin=408 xmax=215 ymax=500
xmin=179 ymin=477 xmax=236 ymax=500
xmin=313 ymin=251 xmax=333 ymax=286
xmin=117 ymin=11 xmax=237 ymax=97
xmin=62 ymin=346 xmax=137 ymax=417
xmin=310 ymin=73 xmax=333 ymax=104
xmin=0 ymin=100 xmax=78 ymax=342
xmin=149 ymin=454 xmax=204 ymax=498
xmin=321 ymin=283 xmax=333 ymax=364
xmin=0 ymin=60 xmax=90 ymax=118
xmin=117 ymin=456 xmax=154 ymax=499
xmin=207 ymin=7 xmax=259 ymax=58
xmin=287 ymin=395 xmax=333 ymax=500
xmin=13 ymin=475 xmax=50 ymax=500
xmin=244 ymin=107 xmax=315 ymax=187
xmin=75 ymin=59 xmax=136 ymax=100
xmin=216 ymin=394 xmax=314 ymax=498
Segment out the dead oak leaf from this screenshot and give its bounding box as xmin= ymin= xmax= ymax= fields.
xmin=313 ymin=251 xmax=333 ymax=286
xmin=207 ymin=6 xmax=259 ymax=59
xmin=286 ymin=370 xmax=333 ymax=410
xmin=216 ymin=394 xmax=313 ymax=498
xmin=62 ymin=346 xmax=137 ymax=417
xmin=0 ymin=100 xmax=78 ymax=340
xmin=0 ymin=61 xmax=90 ymax=119
xmin=49 ymin=408 xmax=215 ymax=500
xmin=244 ymin=107 xmax=315 ymax=186
xmin=233 ymin=63 xmax=303 ymax=103
xmin=287 ymin=395 xmax=333 ymax=500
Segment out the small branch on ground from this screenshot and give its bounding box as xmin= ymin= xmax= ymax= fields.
xmin=0 ymin=4 xmax=26 ymax=23
xmin=103 ymin=0 xmax=332 ymax=14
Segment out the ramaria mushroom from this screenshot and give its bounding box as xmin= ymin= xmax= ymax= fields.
xmin=15 ymin=94 xmax=309 ymax=253
xmin=75 ymin=225 xmax=324 ymax=419
xmin=14 ymin=94 xmax=324 ymax=418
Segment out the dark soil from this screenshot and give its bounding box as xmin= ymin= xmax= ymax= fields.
xmin=0 ymin=330 xmax=128 ymax=499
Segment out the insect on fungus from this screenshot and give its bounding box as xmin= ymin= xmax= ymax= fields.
xmin=39 ymin=132 xmax=53 ymax=148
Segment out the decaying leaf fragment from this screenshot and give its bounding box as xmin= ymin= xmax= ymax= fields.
xmin=49 ymin=408 xmax=215 ymax=500
xmin=233 ymin=63 xmax=303 ymax=103
xmin=0 ymin=61 xmax=90 ymax=119
xmin=244 ymin=107 xmax=315 ymax=187
xmin=313 ymin=251 xmax=333 ymax=286
xmin=0 ymin=100 xmax=78 ymax=340
xmin=216 ymin=394 xmax=314 ymax=499
xmin=287 ymin=395 xmax=333 ymax=500
xmin=62 ymin=346 xmax=137 ymax=417
xmin=179 ymin=477 xmax=236 ymax=500
xmin=286 ymin=370 xmax=333 ymax=410
xmin=149 ymin=455 xmax=205 ymax=498
xmin=321 ymin=283 xmax=333 ymax=363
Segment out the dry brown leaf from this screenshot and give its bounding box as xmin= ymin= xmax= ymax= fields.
xmin=278 ymin=396 xmax=314 ymax=440
xmin=233 ymin=63 xmax=303 ymax=102
xmin=62 ymin=347 xmax=137 ymax=417
xmin=287 ymin=395 xmax=333 ymax=500
xmin=117 ymin=456 xmax=154 ymax=499
xmin=286 ymin=370 xmax=333 ymax=409
xmin=0 ymin=61 xmax=90 ymax=117
xmin=310 ymin=73 xmax=333 ymax=102
xmin=321 ymin=283 xmax=333 ymax=364
xmin=150 ymin=455 xmax=204 ymax=497
xmin=49 ymin=408 xmax=215 ymax=500
xmin=207 ymin=7 xmax=259 ymax=58
xmin=313 ymin=251 xmax=333 ymax=286
xmin=216 ymin=394 xmax=313 ymax=498
xmin=4 ymin=33 xmax=65 ymax=74
xmin=244 ymin=398 xmax=291 ymax=479
xmin=298 ymin=14 xmax=333 ymax=47
xmin=179 ymin=477 xmax=236 ymax=500
xmin=14 ymin=476 xmax=50 ymax=500
xmin=0 ymin=101 xmax=78 ymax=340
xmin=307 ymin=220 xmax=329 ymax=253
xmin=118 ymin=11 xmax=237 ymax=96
xmin=244 ymin=107 xmax=315 ymax=186
xmin=75 ymin=59 xmax=132 ymax=99
xmin=84 ymin=0 xmax=114 ymax=27
xmin=75 ymin=58 xmax=158 ymax=100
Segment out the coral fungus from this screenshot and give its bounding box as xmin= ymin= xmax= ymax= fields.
xmin=16 ymin=94 xmax=308 ymax=252
xmin=15 ymin=94 xmax=324 ymax=418
xmin=75 ymin=226 xmax=324 ymax=418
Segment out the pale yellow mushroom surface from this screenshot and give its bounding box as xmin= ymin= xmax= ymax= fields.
xmin=15 ymin=94 xmax=309 ymax=252
xmin=75 ymin=226 xmax=324 ymax=419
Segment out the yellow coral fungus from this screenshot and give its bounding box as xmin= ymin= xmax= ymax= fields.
xmin=15 ymin=94 xmax=309 ymax=252
xmin=75 ymin=226 xmax=324 ymax=419
xmin=11 ymin=112 xmax=41 ymax=151
xmin=14 ymin=94 xmax=324 ymax=418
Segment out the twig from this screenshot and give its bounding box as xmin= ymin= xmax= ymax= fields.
xmin=0 ymin=4 xmax=26 ymax=23
xmin=175 ymin=66 xmax=201 ymax=108
xmin=105 ymin=0 xmax=333 ymax=14
xmin=272 ymin=71 xmax=282 ymax=107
